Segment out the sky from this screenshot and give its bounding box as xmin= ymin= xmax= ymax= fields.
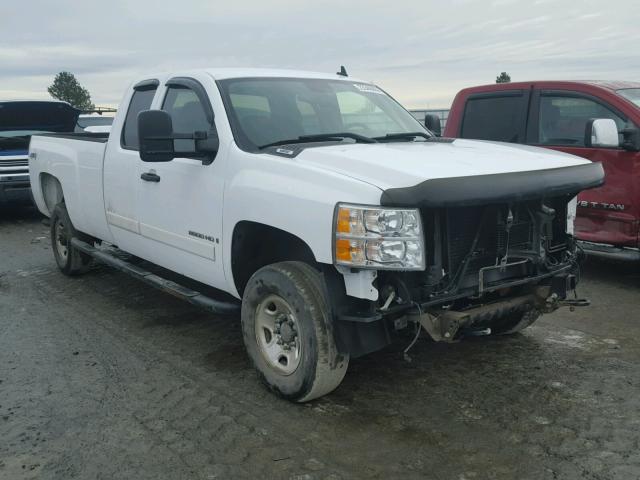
xmin=1 ymin=0 xmax=639 ymax=110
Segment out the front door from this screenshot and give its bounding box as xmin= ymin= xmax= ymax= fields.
xmin=530 ymin=90 xmax=640 ymax=248
xmin=136 ymin=77 xmax=227 ymax=289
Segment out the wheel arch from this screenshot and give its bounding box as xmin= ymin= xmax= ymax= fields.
xmin=39 ymin=173 xmax=64 ymax=216
xmin=230 ymin=220 xmax=318 ymax=297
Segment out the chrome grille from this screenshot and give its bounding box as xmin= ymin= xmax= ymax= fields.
xmin=0 ymin=158 xmax=28 ymax=167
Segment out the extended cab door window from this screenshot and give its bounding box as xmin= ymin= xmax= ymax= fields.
xmin=460 ymin=91 xmax=529 ymax=143
xmin=537 ymin=94 xmax=627 ymax=146
xmin=121 ymin=84 xmax=158 ymax=150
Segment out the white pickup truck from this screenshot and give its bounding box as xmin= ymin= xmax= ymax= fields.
xmin=29 ymin=68 xmax=604 ymax=401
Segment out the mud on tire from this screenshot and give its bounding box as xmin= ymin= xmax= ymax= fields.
xmin=241 ymin=261 xmax=349 ymax=402
xmin=50 ymin=202 xmax=92 ymax=276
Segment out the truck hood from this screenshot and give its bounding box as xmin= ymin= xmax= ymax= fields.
xmin=295 ymin=139 xmax=588 ymax=189
xmin=0 ymin=101 xmax=79 ymax=132
xmin=295 ymin=139 xmax=604 ymax=207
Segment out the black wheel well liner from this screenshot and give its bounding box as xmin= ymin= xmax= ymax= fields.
xmin=231 ymin=221 xmax=317 ymax=296
xmin=39 ymin=172 xmax=64 ymax=216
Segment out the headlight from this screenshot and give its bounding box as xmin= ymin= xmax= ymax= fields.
xmin=334 ymin=203 xmax=425 ymax=270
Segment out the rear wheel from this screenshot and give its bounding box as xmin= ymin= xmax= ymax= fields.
xmin=241 ymin=261 xmax=349 ymax=402
xmin=50 ymin=202 xmax=92 ymax=276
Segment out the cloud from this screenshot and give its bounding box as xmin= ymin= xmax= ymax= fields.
xmin=1 ymin=0 xmax=638 ymax=108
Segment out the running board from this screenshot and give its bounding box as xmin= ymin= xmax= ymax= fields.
xmin=70 ymin=238 xmax=240 ymax=315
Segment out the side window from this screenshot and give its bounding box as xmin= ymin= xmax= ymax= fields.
xmin=538 ymin=95 xmax=626 ymax=147
xmin=162 ymin=87 xmax=210 ymax=133
xmin=461 ymin=94 xmax=527 ymax=143
xmin=162 ymin=87 xmax=211 ymax=154
xmin=122 ymin=87 xmax=157 ymax=150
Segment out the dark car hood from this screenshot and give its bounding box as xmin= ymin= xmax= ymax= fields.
xmin=0 ymin=101 xmax=80 ymax=132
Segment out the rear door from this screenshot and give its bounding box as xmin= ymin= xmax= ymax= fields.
xmin=458 ymin=88 xmax=531 ymax=144
xmin=529 ymin=89 xmax=639 ymax=247
xmin=104 ymin=79 xmax=159 ymax=250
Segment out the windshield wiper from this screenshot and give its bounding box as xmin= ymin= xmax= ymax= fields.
xmin=373 ymin=132 xmax=431 ymax=142
xmin=258 ymin=132 xmax=377 ymax=150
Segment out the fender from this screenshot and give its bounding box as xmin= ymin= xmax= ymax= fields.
xmin=221 ymin=147 xmax=383 ymax=297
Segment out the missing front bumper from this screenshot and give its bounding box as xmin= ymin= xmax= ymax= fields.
xmin=406 ymin=274 xmax=587 ymax=342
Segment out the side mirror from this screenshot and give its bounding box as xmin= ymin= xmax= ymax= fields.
xmin=195 ymin=131 xmax=219 ymax=166
xmin=424 ymin=114 xmax=442 ymax=137
xmin=585 ymin=118 xmax=619 ymax=148
xmin=138 ymin=109 xmax=220 ymax=164
xmin=138 ymin=110 xmax=175 ymax=162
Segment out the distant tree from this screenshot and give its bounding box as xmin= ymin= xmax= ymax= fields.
xmin=47 ymin=72 xmax=94 ymax=110
xmin=496 ymin=72 xmax=511 ymax=84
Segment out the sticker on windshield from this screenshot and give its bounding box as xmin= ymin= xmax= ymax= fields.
xmin=353 ymin=83 xmax=384 ymax=95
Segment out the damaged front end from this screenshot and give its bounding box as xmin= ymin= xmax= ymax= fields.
xmin=378 ymin=197 xmax=588 ymax=340
xmin=331 ymin=162 xmax=605 ymax=355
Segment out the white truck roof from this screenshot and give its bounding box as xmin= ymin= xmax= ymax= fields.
xmin=133 ymin=67 xmax=367 ymax=84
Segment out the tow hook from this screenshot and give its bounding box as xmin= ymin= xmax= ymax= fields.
xmin=545 ymin=292 xmax=591 ymax=312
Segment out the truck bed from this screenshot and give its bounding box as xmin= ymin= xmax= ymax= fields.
xmin=29 ymin=132 xmax=113 ymax=243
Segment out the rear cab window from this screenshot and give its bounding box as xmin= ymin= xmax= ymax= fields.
xmin=460 ymin=91 xmax=529 ymax=143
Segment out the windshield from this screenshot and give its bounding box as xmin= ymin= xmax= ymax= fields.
xmin=218 ymin=77 xmax=427 ymax=150
xmin=617 ymin=88 xmax=640 ymax=108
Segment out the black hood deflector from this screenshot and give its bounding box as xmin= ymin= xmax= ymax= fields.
xmin=380 ymin=162 xmax=605 ymax=208
xmin=0 ymin=101 xmax=80 ymax=132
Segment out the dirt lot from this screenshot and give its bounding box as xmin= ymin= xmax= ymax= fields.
xmin=1 ymin=206 xmax=639 ymax=480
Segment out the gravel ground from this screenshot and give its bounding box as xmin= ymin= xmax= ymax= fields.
xmin=1 ymin=206 xmax=639 ymax=480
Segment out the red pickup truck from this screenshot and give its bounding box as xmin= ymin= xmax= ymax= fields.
xmin=442 ymin=81 xmax=640 ymax=260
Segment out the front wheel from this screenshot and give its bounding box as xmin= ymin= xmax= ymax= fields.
xmin=241 ymin=261 xmax=349 ymax=402
xmin=50 ymin=202 xmax=92 ymax=276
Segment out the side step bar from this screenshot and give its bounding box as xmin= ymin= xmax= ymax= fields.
xmin=70 ymin=238 xmax=240 ymax=315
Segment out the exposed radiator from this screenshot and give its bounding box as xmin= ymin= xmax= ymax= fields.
xmin=444 ymin=204 xmax=535 ymax=277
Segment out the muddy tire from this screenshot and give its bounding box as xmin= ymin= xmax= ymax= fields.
xmin=241 ymin=261 xmax=349 ymax=402
xmin=50 ymin=202 xmax=92 ymax=276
